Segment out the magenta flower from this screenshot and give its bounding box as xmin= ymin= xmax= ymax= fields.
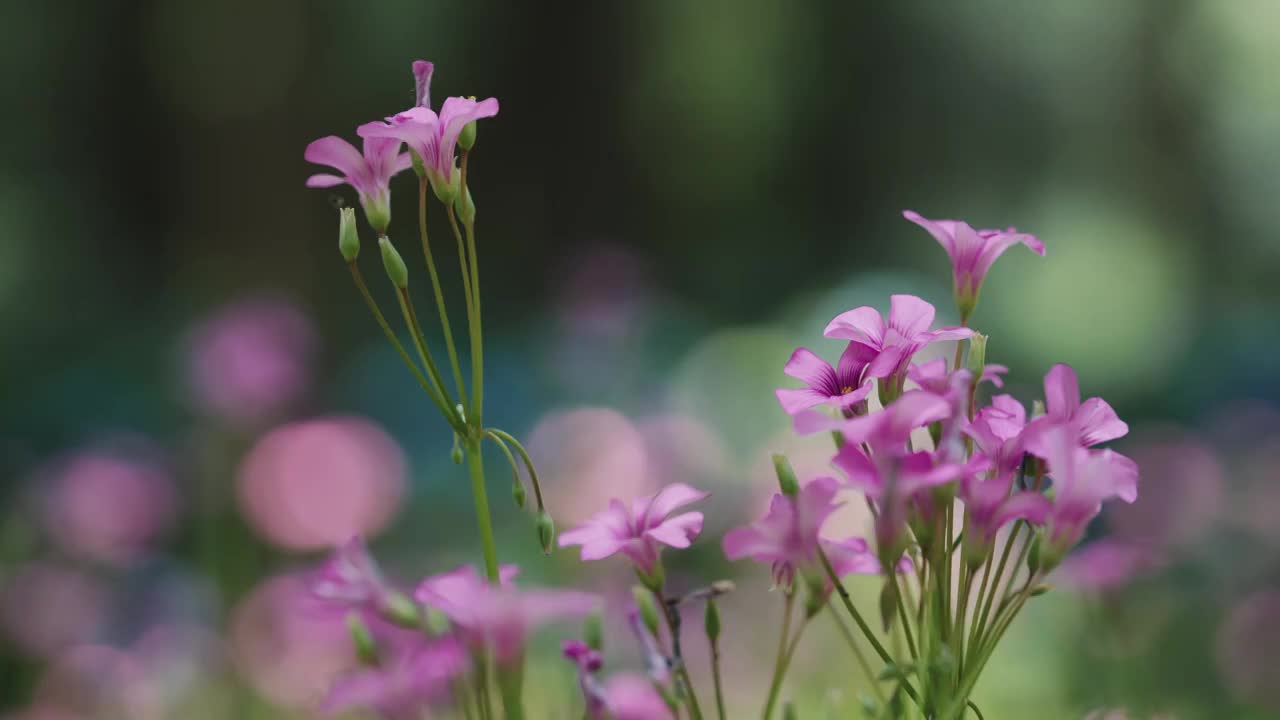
xmin=304 ymin=134 xmax=411 ymax=235
xmin=723 ymin=477 xmax=845 ymax=586
xmin=558 ymin=483 xmax=709 ymax=575
xmin=1039 ymin=426 xmax=1138 ymax=568
xmin=823 ymin=294 xmax=972 ymax=396
xmin=414 ymin=565 xmax=598 ymax=664
xmin=795 ymin=389 xmax=953 ymax=452
xmin=599 ymin=675 xmax=674 ymax=720
xmin=358 ymin=87 xmax=499 ymax=200
xmin=902 ymin=210 xmax=1045 ymax=321
xmin=323 ymin=635 xmax=467 ymax=718
xmin=310 ymin=536 xmax=394 ymax=614
xmin=412 ymin=60 xmax=433 ymax=108
xmin=774 ymin=343 xmax=876 ymax=417
xmin=958 ymin=470 xmax=1051 ymax=563
xmin=964 ymin=394 xmax=1029 ymax=477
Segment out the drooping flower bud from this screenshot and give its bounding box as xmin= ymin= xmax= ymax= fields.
xmin=338 ymin=207 xmax=360 ymax=261
xmin=966 ymin=333 xmax=988 ymax=375
xmin=536 ymin=511 xmax=555 ymax=554
xmin=379 ymin=237 xmax=409 ymax=289
xmin=772 ymin=453 xmax=799 ymax=497
xmin=512 ymin=478 xmax=527 ymax=509
xmin=454 ymin=185 xmax=475 ymax=225
xmin=632 ymin=586 xmax=661 ymax=638
xmin=450 ymin=432 xmax=463 ymax=465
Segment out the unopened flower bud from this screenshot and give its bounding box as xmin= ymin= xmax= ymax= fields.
xmin=772 ymin=453 xmax=799 ymax=497
xmin=454 ymin=186 xmax=475 ymax=225
xmin=1027 ymin=531 xmax=1044 ymax=574
xmin=535 ymin=511 xmax=555 ymax=554
xmin=704 ymin=598 xmax=721 ymax=641
xmin=379 ymin=237 xmax=409 ymax=289
xmin=346 ymin=613 xmax=379 ymax=666
xmin=512 ymin=478 xmax=527 ymax=509
xmin=459 ymin=120 xmax=477 ymax=151
xmin=338 ymin=207 xmax=360 ymax=261
xmin=383 ymin=592 xmax=421 ymax=628
xmin=584 ymin=612 xmax=604 ymax=652
xmin=966 ymin=333 xmax=988 ymax=375
xmin=632 ymin=586 xmax=661 ymax=638
xmin=450 ymin=433 xmax=463 ymax=465
xmin=878 ymin=578 xmax=899 ymax=632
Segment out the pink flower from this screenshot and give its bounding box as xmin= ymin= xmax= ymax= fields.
xmin=414 ymin=565 xmax=598 ymax=664
xmin=958 ymin=470 xmax=1051 ymax=563
xmin=309 ymin=537 xmax=395 ymax=615
xmin=795 ymin=389 xmax=952 ymax=453
xmin=964 ymin=394 xmax=1028 ymax=477
xmin=823 ymin=295 xmax=972 ymax=396
xmin=558 ymin=483 xmax=709 ymax=575
xmin=774 ymin=343 xmax=876 ymax=417
xmin=1054 ymin=539 xmax=1162 ymax=593
xmin=323 ymin=635 xmax=467 ymax=718
xmin=902 ymin=210 xmax=1045 ymax=321
xmin=600 ymin=675 xmax=673 ymax=720
xmin=723 ymin=477 xmax=845 ymax=585
xmin=357 ymin=62 xmax=499 ymax=200
xmin=412 ymin=60 xmax=433 ymax=108
xmin=304 ymin=135 xmax=411 ymax=235
xmin=1039 ymin=426 xmax=1138 ymax=568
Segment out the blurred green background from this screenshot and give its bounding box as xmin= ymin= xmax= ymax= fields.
xmin=3 ymin=1 xmax=1279 ymax=718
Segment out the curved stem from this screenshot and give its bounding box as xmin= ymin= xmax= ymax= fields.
xmin=397 ymin=287 xmax=461 ymax=426
xmin=349 ymin=263 xmax=460 ymax=431
xmin=417 ymin=177 xmax=469 ymax=410
xmin=482 ymin=430 xmax=523 ymax=499
xmin=464 ymin=438 xmax=500 ymax=583
xmin=486 ymin=428 xmax=545 ymax=511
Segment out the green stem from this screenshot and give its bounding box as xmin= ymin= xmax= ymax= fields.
xmin=894 ymin=573 xmax=918 ymax=663
xmin=348 ymin=263 xmax=460 ymax=430
xmin=761 ymin=593 xmax=795 ymax=720
xmin=965 ymin=553 xmax=993 ymax=667
xmin=969 ymin=521 xmax=1021 ymax=663
xmin=656 ymin=591 xmax=705 ymax=720
xmin=710 ymin=636 xmax=727 ymax=720
xmin=486 ymin=429 xmax=545 ymax=511
xmin=827 ymin=604 xmax=888 ymax=707
xmin=397 ymin=287 xmax=461 ymax=425
xmin=465 ymin=438 xmax=500 ymax=583
xmin=483 ymin=430 xmax=523 ymax=501
xmin=817 ymin=548 xmax=923 ymax=710
xmin=460 ymin=151 xmax=484 ymax=428
xmin=417 ymin=177 xmax=469 ymax=412
xmin=498 ymin=661 xmax=525 ymax=720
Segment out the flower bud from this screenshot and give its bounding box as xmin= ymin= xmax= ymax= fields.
xmin=704 ymin=598 xmax=721 ymax=642
xmin=772 ymin=453 xmax=799 ymax=497
xmin=536 ymin=511 xmax=555 ymax=554
xmin=632 ymin=586 xmax=661 ymax=638
xmin=346 ymin=613 xmax=379 ymax=666
xmin=966 ymin=333 xmax=988 ymax=375
xmin=450 ymin=433 xmax=463 ymax=465
xmin=459 ymin=120 xmax=478 ymax=151
xmin=383 ymin=591 xmax=421 ymax=628
xmin=1027 ymin=531 xmax=1044 ymax=574
xmin=584 ymin=612 xmax=605 ymax=652
xmin=512 ymin=478 xmax=527 ymax=509
xmin=454 ymin=186 xmax=476 ymax=225
xmin=379 ymin=237 xmax=409 ymax=289
xmin=878 ymin=578 xmax=899 ymax=632
xmin=338 ymin=207 xmax=360 ymax=261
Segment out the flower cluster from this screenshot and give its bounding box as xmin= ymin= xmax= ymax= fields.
xmin=305 ymin=61 xmax=1140 ymax=720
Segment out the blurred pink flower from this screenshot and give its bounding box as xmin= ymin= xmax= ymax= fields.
xmin=415 ymin=565 xmax=599 ymax=664
xmin=1108 ymin=433 xmax=1222 ymax=548
xmin=1 ymin=563 xmax=107 ymax=659
xmin=902 ymin=210 xmax=1044 ymax=320
xmin=1216 ymin=591 xmax=1280 ymax=711
xmin=1054 ymin=540 xmax=1163 ymax=593
xmin=1040 ymin=426 xmax=1138 ymax=567
xmin=184 ymin=296 xmax=316 ymax=425
xmin=229 ymin=573 xmax=355 ymax=708
xmin=637 ymin=414 xmax=729 ymax=491
xmin=323 ymin=635 xmax=467 ymax=717
xmin=725 ymin=477 xmax=846 ymax=586
xmin=600 ymin=675 xmax=673 ymax=720
xmin=237 ymin=416 xmax=405 ymax=550
xmin=41 ymin=451 xmax=176 ymax=566
xmin=559 ymin=483 xmax=709 ymax=575
xmin=310 ymin=536 xmax=396 ymax=614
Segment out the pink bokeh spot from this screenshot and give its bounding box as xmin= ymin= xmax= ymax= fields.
xmin=1215 ymin=591 xmax=1280 ymax=711
xmin=184 ymin=296 xmax=316 ymax=424
xmin=42 ymin=452 xmax=177 ymax=566
xmin=237 ymin=416 xmax=406 ymax=550
xmin=229 ymin=573 xmax=356 ymax=708
xmin=32 ymin=645 xmax=161 ymax=720
xmin=1107 ymin=432 xmax=1223 ymax=548
xmin=1 ymin=563 xmax=107 ymax=660
xmin=527 ymin=408 xmax=654 ymax=526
